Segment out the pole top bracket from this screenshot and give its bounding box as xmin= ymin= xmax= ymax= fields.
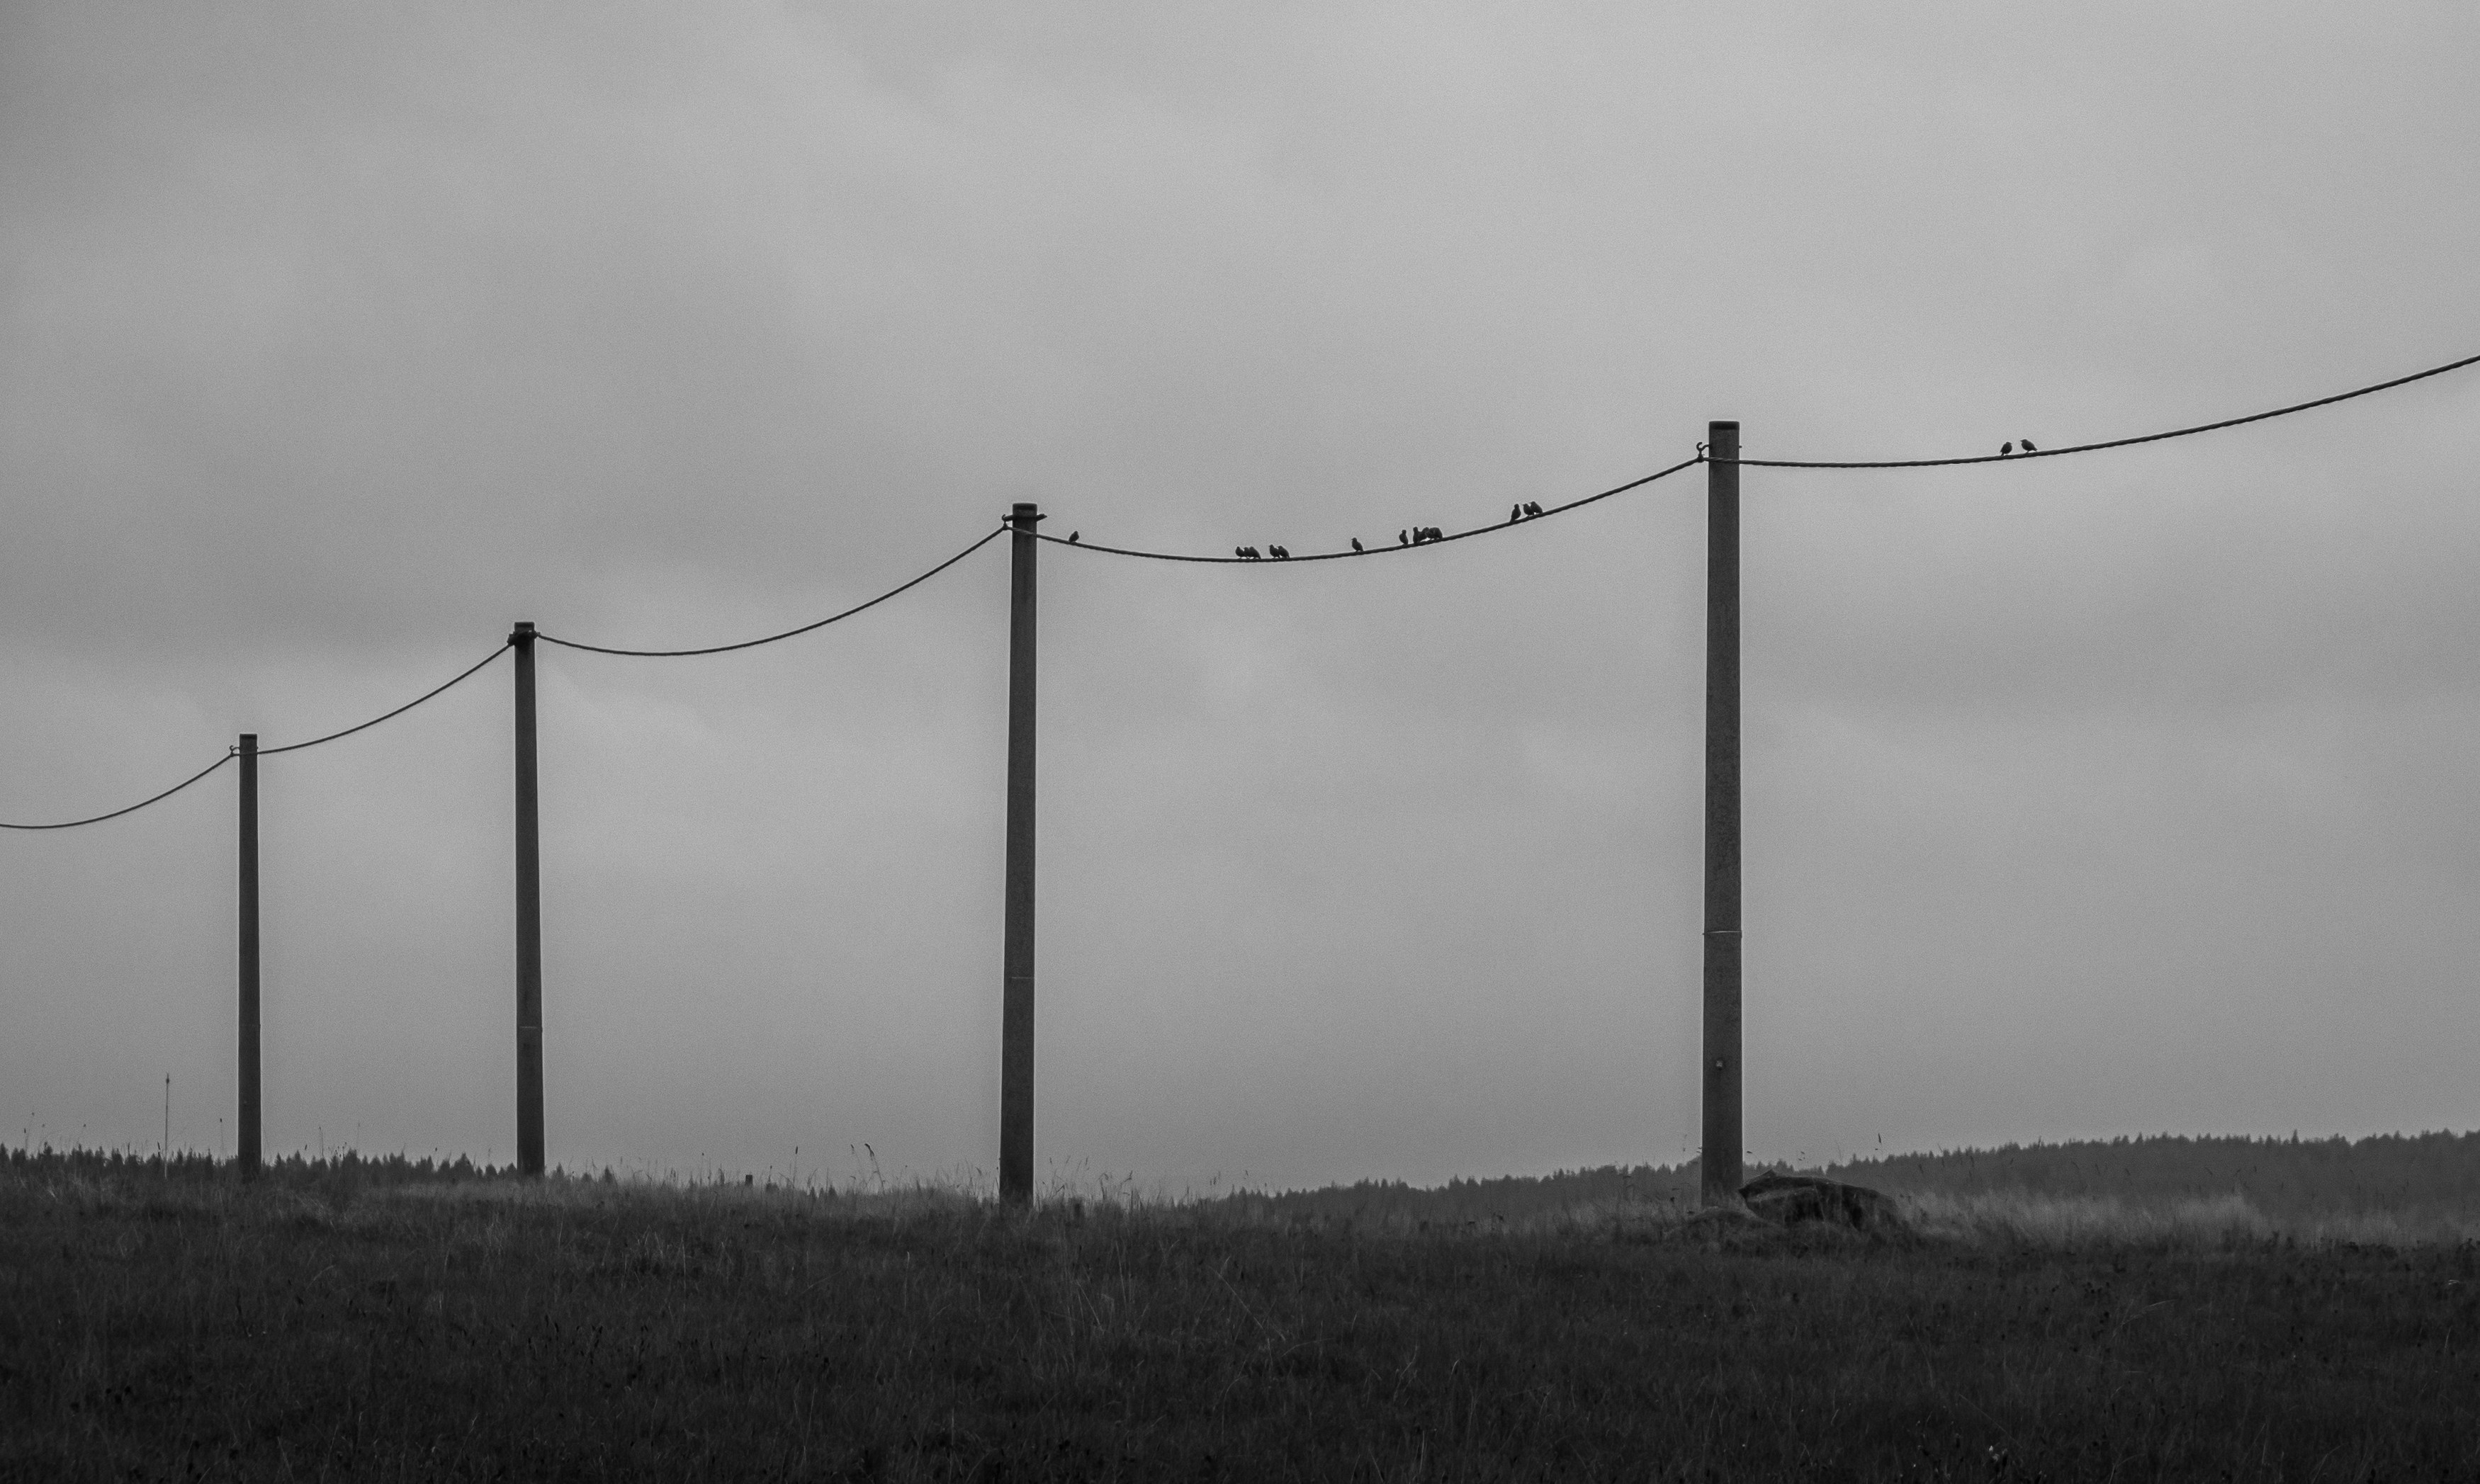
xmin=1007 ymin=504 xmax=1045 ymax=528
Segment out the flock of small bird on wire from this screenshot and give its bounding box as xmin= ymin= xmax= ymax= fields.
xmin=1052 ymin=438 xmax=2041 ymax=560
xmin=1217 ymin=502 xmax=1549 ymax=561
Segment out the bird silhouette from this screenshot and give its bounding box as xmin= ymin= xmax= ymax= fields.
xmin=1234 ymin=546 xmax=1246 ymax=558
xmin=1270 ymin=545 xmax=1290 ymax=559
xmin=1239 ymin=546 xmax=1261 ymax=560
xmin=1511 ymin=503 xmax=1523 ymax=523
xmin=1067 ymin=531 xmax=1079 ymax=543
xmin=1351 ymin=537 xmax=1363 ymax=553
xmin=2000 ymin=441 xmax=2014 ymax=456
xmin=1428 ymin=526 xmax=1443 ymax=543
xmin=1398 ymin=529 xmax=1409 ymax=546
xmin=2021 ymin=438 xmax=2037 ymax=453
xmin=1523 ymin=501 xmax=1543 ymax=517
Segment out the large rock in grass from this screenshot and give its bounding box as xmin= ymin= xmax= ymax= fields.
xmin=1737 ymin=1172 xmax=1905 ymax=1233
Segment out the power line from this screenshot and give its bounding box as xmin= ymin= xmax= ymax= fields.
xmin=3 ymin=643 xmax=512 ymax=829
xmin=536 ymin=525 xmax=1009 ymax=657
xmin=259 ymin=642 xmax=512 ymax=756
xmin=1034 ymin=455 xmax=1708 ymax=563
xmin=1032 ymin=346 xmax=2479 ymax=556
xmin=9 ymin=345 xmax=2475 ymax=826
xmin=4 ymin=531 xmax=1005 ymax=828
xmin=1735 ymin=349 xmax=2480 ymax=470
xmin=1 ymin=750 xmax=234 ymax=832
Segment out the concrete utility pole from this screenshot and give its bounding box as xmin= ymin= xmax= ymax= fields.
xmin=1000 ymin=503 xmax=1041 ymax=1203
xmin=1701 ymin=421 xmax=1743 ymax=1208
xmin=237 ymin=730 xmax=260 ymax=1176
xmin=512 ymin=621 xmax=545 ymax=1177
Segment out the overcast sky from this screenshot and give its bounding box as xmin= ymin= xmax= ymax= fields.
xmin=4 ymin=4 xmax=2476 ymax=1192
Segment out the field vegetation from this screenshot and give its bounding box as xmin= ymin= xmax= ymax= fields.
xmin=4 ymin=1138 xmax=2476 ymax=1480
xmin=1271 ymin=1131 xmax=2480 ymax=1247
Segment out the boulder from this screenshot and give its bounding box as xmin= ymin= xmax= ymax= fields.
xmin=1737 ymin=1172 xmax=1905 ymax=1233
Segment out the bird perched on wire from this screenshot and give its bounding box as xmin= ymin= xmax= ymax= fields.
xmin=1523 ymin=502 xmax=1543 ymax=518
xmin=1510 ymin=503 xmax=1523 ymax=523
xmin=2021 ymin=438 xmax=2037 ymax=453
xmin=2000 ymin=441 xmax=2015 ymax=456
xmin=1398 ymin=529 xmax=1409 ymax=546
xmin=1236 ymin=546 xmax=1261 ymax=560
xmin=1067 ymin=531 xmax=1079 ymax=543
xmin=1351 ymin=537 xmax=1363 ymax=553
xmin=1427 ymin=526 xmax=1443 ymax=543
xmin=1270 ymin=545 xmax=1290 ymax=560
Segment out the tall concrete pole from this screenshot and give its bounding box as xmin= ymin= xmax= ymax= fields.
xmin=237 ymin=733 xmax=261 ymax=1177
xmin=1701 ymin=421 xmax=1743 ymax=1208
xmin=1000 ymin=503 xmax=1041 ymax=1203
xmin=512 ymin=621 xmax=545 ymax=1177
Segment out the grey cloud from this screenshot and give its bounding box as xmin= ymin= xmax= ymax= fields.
xmin=4 ymin=4 xmax=2476 ymax=1189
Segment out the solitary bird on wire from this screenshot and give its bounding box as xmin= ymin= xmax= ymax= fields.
xmin=2021 ymin=438 xmax=2037 ymax=453
xmin=2000 ymin=441 xmax=2015 ymax=456
xmin=1067 ymin=531 xmax=1079 ymax=543
xmin=1351 ymin=537 xmax=1363 ymax=552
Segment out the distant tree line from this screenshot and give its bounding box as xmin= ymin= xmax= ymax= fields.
xmin=12 ymin=1131 xmax=2478 ymax=1225
xmin=1823 ymin=1131 xmax=2480 ymax=1223
xmin=1227 ymin=1132 xmax=2480 ymax=1226
xmin=3 ymin=1145 xmax=524 ymax=1196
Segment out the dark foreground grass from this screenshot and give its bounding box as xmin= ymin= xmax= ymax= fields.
xmin=4 ymin=1160 xmax=2476 ymax=1481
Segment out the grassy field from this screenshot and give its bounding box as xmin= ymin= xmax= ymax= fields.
xmin=4 ymin=1148 xmax=2476 ymax=1482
